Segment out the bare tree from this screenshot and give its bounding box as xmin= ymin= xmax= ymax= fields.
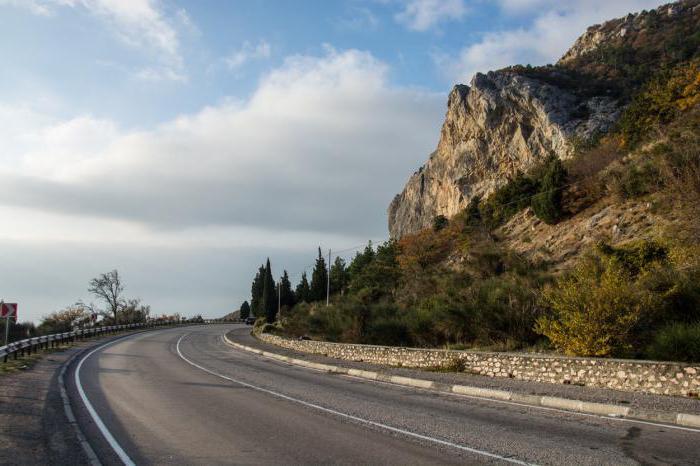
xmin=88 ymin=270 xmax=124 ymax=323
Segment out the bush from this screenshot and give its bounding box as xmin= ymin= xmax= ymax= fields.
xmin=463 ymin=196 xmax=482 ymax=227
xmin=646 ymin=322 xmax=700 ymax=362
xmin=607 ymin=162 xmax=659 ymax=199
xmin=260 ymin=323 xmax=276 ymax=334
xmin=481 ymin=173 xmax=538 ymax=226
xmin=432 ymin=215 xmax=449 ymax=231
xmin=536 ymin=253 xmax=656 ymax=357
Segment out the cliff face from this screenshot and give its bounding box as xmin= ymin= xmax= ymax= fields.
xmin=387 ymin=0 xmax=698 ymax=238
xmin=388 ymin=71 xmax=619 ymax=237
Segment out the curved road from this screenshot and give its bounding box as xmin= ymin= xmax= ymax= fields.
xmin=66 ymin=325 xmax=700 ymax=465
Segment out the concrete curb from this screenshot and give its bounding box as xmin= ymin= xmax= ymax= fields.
xmin=223 ymin=333 xmax=700 ymax=429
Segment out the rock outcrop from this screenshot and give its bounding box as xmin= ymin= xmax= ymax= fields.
xmin=387 ymin=0 xmax=698 ymax=238
xmin=388 ymin=71 xmax=619 ymax=237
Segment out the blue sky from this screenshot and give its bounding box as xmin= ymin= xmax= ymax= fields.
xmin=0 ymin=0 xmax=665 ymax=322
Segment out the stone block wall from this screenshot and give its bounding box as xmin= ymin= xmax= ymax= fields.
xmin=257 ymin=333 xmax=700 ymax=397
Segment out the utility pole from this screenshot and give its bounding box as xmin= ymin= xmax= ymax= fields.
xmin=277 ymin=282 xmax=281 ymax=320
xmin=1 ymin=300 xmax=8 ymax=348
xmin=326 ymin=249 xmax=331 ymax=306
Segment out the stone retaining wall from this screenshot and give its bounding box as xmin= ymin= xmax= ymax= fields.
xmin=257 ymin=333 xmax=700 ymax=397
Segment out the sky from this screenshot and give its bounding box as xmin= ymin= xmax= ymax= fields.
xmin=0 ymin=0 xmax=666 ymax=323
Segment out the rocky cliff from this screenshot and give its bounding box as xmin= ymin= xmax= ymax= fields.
xmin=388 ymin=0 xmax=698 ymax=238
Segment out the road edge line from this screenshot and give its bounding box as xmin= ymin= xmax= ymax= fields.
xmin=180 ymin=333 xmax=535 ymax=465
xmin=59 ymin=348 xmax=102 ymax=466
xmin=223 ymin=332 xmax=700 ymax=430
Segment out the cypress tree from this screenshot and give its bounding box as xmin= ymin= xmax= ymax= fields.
xmin=309 ymin=247 xmax=328 ymax=302
xmin=279 ymin=270 xmax=295 ymax=307
xmin=262 ymin=258 xmax=277 ymax=322
xmin=347 ymin=241 xmax=374 ymax=282
xmin=531 ymin=155 xmax=567 ymax=224
xmin=295 ymin=272 xmax=310 ymax=302
xmin=250 ymin=265 xmax=265 ymax=317
xmin=329 ymin=257 xmax=348 ymax=295
xmin=239 ymin=301 xmax=251 ymax=320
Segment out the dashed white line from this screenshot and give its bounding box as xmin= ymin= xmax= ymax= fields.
xmin=177 ymin=332 xmax=536 ymax=466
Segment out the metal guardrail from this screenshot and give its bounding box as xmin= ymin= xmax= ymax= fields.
xmin=0 ymin=320 xmax=204 ymax=363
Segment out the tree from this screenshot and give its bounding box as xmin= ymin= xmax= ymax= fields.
xmin=262 ymin=258 xmax=277 ymax=322
xmin=295 ymin=272 xmax=310 ymax=303
xmin=250 ymin=265 xmax=265 ymax=317
xmin=88 ymin=270 xmax=124 ymax=323
xmin=240 ymin=300 xmax=251 ymax=320
xmin=38 ymin=303 xmax=91 ymax=334
xmin=330 ymin=257 xmax=349 ymax=295
xmin=119 ymin=298 xmax=150 ymax=323
xmin=347 ymin=242 xmax=374 ymax=283
xmin=349 ymin=241 xmax=400 ymax=298
xmin=531 ymin=155 xmax=567 ymax=224
xmin=279 ymin=270 xmax=296 ymax=308
xmin=309 ymin=247 xmax=328 ymax=302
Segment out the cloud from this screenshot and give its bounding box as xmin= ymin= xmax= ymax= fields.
xmin=1 ymin=0 xmax=186 ymax=80
xmin=0 ymin=0 xmax=52 ymax=15
xmin=395 ymin=0 xmax=467 ymax=31
xmin=0 ymin=47 xmax=444 ymax=236
xmin=334 ymin=7 xmax=380 ymax=31
xmin=0 ymin=47 xmax=446 ymax=321
xmin=438 ymin=0 xmax=666 ymax=82
xmin=133 ymin=66 xmax=187 ymax=82
xmin=224 ymin=40 xmax=272 ymax=70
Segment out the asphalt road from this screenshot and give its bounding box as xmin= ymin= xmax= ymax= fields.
xmin=66 ymin=325 xmax=700 ymax=465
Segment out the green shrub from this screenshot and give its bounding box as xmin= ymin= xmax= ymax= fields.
xmin=646 ymin=322 xmax=700 ymax=362
xmin=432 ymin=215 xmax=449 ymax=231
xmin=536 ymin=253 xmax=656 ymax=357
xmin=608 ymin=163 xmax=659 ymax=199
xmin=260 ymin=323 xmax=276 ymax=334
xmin=463 ymin=196 xmax=482 ymax=227
xmin=481 ymin=173 xmax=538 ymax=226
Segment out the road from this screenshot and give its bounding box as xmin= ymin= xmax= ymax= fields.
xmin=66 ymin=324 xmax=700 ymax=465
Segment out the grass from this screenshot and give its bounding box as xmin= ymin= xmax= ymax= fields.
xmin=0 ymin=347 xmax=68 ymax=375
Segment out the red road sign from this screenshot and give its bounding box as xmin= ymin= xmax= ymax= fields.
xmin=0 ymin=303 xmax=18 ymax=322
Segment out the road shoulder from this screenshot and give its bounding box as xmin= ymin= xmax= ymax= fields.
xmin=0 ymin=345 xmax=91 ymax=465
xmin=225 ymin=327 xmax=700 ymax=429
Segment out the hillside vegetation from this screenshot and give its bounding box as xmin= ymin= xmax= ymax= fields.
xmin=243 ymin=1 xmax=700 ymax=362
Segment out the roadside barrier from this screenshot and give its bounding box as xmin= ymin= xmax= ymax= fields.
xmin=0 ymin=320 xmax=214 ymax=363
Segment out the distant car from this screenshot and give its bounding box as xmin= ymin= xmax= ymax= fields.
xmin=245 ymin=317 xmax=256 ymax=325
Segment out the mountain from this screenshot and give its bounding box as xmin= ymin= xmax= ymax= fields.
xmin=388 ymin=0 xmax=700 ymax=239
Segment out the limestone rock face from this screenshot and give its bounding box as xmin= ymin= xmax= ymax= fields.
xmin=388 ymin=71 xmax=618 ymax=238
xmin=388 ymin=0 xmax=699 ymax=239
xmin=559 ymin=1 xmax=696 ymax=65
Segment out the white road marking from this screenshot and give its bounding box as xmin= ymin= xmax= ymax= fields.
xmin=75 ymin=337 xmax=137 ymax=466
xmin=177 ymin=333 xmax=536 ymax=465
xmin=225 ymin=335 xmax=700 ymax=434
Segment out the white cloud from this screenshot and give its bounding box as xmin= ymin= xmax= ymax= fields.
xmin=334 ymin=7 xmax=380 ymax=31
xmin=224 ymin=40 xmax=272 ymax=70
xmin=395 ymin=0 xmax=467 ymax=31
xmin=0 ymin=47 xmax=443 ymax=235
xmin=0 ymin=47 xmax=445 ymax=321
xmin=133 ymin=66 xmax=187 ymax=82
xmin=439 ymin=0 xmax=666 ymax=82
xmin=1 ymin=0 xmax=186 ymax=80
xmin=0 ymin=0 xmax=52 ymax=15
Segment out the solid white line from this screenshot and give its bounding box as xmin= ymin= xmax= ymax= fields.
xmin=177 ymin=333 xmax=535 ymax=465
xmin=75 ymin=337 xmax=137 ymax=466
xmin=226 ymin=337 xmax=700 ymax=434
